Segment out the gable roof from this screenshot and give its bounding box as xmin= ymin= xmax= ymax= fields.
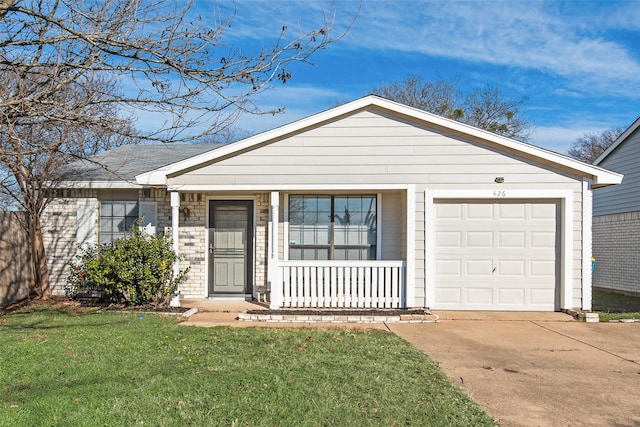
xmin=593 ymin=116 xmax=640 ymax=166
xmin=135 ymin=95 xmax=622 ymax=188
xmin=53 ymin=143 xmax=223 ymax=188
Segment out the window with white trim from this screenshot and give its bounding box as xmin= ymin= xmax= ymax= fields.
xmin=99 ymin=201 xmax=139 ymax=244
xmin=288 ymin=195 xmax=377 ymax=260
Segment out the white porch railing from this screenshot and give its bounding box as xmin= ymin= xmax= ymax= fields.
xmin=275 ymin=260 xmax=406 ymax=309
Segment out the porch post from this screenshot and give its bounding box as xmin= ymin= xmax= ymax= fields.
xmin=170 ymin=191 xmax=181 ymax=307
xmin=268 ymin=191 xmax=282 ymax=310
xmin=405 ymin=185 xmax=416 ymax=307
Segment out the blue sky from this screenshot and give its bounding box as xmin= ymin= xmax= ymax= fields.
xmin=201 ymin=0 xmax=640 ymax=154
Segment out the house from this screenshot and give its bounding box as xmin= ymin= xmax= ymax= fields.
xmin=43 ymin=95 xmax=622 ymax=311
xmin=592 ymin=117 xmax=640 ymax=296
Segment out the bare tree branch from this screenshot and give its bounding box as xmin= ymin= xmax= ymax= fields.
xmin=567 ymin=127 xmax=623 ymax=163
xmin=0 ymin=0 xmax=352 ymax=298
xmin=373 ymin=75 xmax=531 ymax=141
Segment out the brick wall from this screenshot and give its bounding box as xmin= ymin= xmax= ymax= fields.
xmin=592 ymin=211 xmax=640 ymax=295
xmin=42 ymin=189 xmax=98 ymax=295
xmin=43 ymin=189 xmax=270 ymax=300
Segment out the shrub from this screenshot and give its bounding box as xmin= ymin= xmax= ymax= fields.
xmin=67 ymin=223 xmax=189 ymax=307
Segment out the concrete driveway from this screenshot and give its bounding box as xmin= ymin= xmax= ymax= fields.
xmin=387 ymin=312 xmax=640 ymax=427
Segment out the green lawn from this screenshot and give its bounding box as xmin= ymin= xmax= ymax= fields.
xmin=593 ymin=289 xmax=640 ymax=322
xmin=0 ymin=305 xmax=495 ymax=426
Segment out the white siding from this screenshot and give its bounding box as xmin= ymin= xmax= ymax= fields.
xmin=168 ymin=111 xmax=580 ymax=188
xmin=594 ymin=127 xmax=640 ymax=215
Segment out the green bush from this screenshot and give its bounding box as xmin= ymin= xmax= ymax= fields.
xmin=67 ymin=223 xmax=189 ymax=307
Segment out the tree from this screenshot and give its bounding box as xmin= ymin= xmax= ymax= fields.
xmin=373 ymin=75 xmax=531 ymax=141
xmin=567 ymin=127 xmax=623 ymax=163
xmin=0 ymin=0 xmax=346 ymax=299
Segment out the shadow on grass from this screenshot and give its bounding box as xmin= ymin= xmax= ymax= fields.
xmin=592 ymin=290 xmax=640 ymax=313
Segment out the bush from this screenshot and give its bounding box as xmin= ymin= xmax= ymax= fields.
xmin=67 ymin=223 xmax=189 ymax=307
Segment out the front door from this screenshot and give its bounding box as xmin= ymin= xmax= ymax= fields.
xmin=208 ymin=200 xmax=253 ymax=296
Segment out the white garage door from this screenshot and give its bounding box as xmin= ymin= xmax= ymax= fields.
xmin=432 ymin=200 xmax=559 ymax=311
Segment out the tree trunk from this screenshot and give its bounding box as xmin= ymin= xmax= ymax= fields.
xmin=31 ymin=213 xmax=51 ymax=300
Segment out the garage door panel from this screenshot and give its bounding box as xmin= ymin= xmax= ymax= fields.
xmin=498 ymin=204 xmax=526 ymax=219
xmin=531 ymin=203 xmax=556 ymax=219
xmin=497 ymin=288 xmax=525 ymax=305
xmin=467 ymin=288 xmax=493 ymax=304
xmin=466 ymin=259 xmax=494 ymax=276
xmin=467 ymin=231 xmax=493 ymax=247
xmin=435 ymin=231 xmax=462 ymax=247
xmin=498 ymin=231 xmax=526 ymax=248
xmin=498 ymin=260 xmax=526 ymax=276
xmin=435 ymin=288 xmax=461 ymax=304
xmin=432 ymin=200 xmax=559 ymax=311
xmin=435 ymin=203 xmax=463 ymax=219
xmin=435 ymin=259 xmax=461 ymax=275
xmin=531 ymin=231 xmax=556 ymax=248
xmin=530 ymin=260 xmax=556 ymax=277
xmin=466 ymin=203 xmax=493 ymax=219
xmin=530 ymin=288 xmax=555 ymax=305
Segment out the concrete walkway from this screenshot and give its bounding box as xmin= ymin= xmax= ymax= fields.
xmin=180 ymin=303 xmax=640 ymax=426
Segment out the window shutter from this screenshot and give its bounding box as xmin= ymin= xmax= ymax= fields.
xmin=76 ymin=198 xmax=97 ymax=250
xmin=139 ymin=201 xmax=157 ymax=236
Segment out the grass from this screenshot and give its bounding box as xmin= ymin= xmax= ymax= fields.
xmin=0 ymin=305 xmax=495 ymax=426
xmin=593 ymin=289 xmax=640 ymax=322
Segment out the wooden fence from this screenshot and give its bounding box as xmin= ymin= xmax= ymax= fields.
xmin=0 ymin=212 xmax=34 ymax=307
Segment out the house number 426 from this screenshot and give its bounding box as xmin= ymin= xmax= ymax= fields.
xmin=493 ymin=190 xmax=506 ymax=197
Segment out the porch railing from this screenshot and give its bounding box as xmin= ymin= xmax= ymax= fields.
xmin=275 ymin=260 xmax=406 ymax=309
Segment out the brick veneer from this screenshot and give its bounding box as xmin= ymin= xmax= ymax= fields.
xmin=43 ymin=189 xmax=270 ymax=299
xmin=592 ymin=211 xmax=640 ymax=295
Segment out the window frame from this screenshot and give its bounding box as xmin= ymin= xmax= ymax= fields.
xmin=98 ymin=200 xmax=140 ymax=244
xmin=287 ymin=194 xmax=378 ymax=261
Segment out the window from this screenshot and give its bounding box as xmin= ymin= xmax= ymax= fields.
xmin=99 ymin=201 xmax=139 ymax=244
xmin=289 ymin=195 xmax=377 ymax=260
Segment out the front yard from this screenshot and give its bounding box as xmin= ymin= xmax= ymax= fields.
xmin=0 ymin=303 xmax=495 ymax=426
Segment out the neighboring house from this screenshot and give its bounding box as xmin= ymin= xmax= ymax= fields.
xmin=592 ymin=117 xmax=640 ymax=296
xmin=44 ymin=95 xmax=622 ymax=311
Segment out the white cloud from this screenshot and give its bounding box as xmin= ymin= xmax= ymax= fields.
xmin=341 ymin=1 xmax=640 ymax=97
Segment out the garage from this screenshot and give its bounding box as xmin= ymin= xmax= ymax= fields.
xmin=431 ymin=199 xmax=560 ymax=311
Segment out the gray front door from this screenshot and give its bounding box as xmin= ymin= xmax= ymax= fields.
xmin=208 ymin=200 xmax=253 ymax=295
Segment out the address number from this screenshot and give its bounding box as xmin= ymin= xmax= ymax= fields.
xmin=493 ymin=190 xmax=506 ymax=197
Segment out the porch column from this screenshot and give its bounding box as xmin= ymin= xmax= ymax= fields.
xmin=268 ymin=191 xmax=282 ymax=310
xmin=405 ymin=185 xmax=416 ymax=307
xmin=170 ymin=191 xmax=181 ymax=307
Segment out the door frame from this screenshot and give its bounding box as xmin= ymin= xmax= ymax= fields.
xmin=206 ymin=198 xmax=255 ymax=297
